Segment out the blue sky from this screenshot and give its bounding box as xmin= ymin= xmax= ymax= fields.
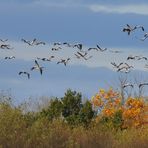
xmin=1 ymin=0 xmax=148 ymax=103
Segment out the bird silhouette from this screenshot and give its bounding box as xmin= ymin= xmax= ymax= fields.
xmin=73 ymin=44 xmax=83 ymax=50
xmin=21 ymin=38 xmax=33 ymax=46
xmin=139 ymin=83 xmax=148 ymax=88
xmin=51 ymin=47 xmax=62 ymax=51
xmin=34 ymin=41 xmax=46 ymax=45
xmin=53 ymin=42 xmax=62 ymax=46
xmin=117 ymin=65 xmax=132 ymax=72
xmin=31 ymin=60 xmax=44 ymax=75
xmin=0 ymin=39 xmax=8 ymax=42
xmin=123 ymin=24 xmax=144 ymax=35
xmin=37 ymin=56 xmax=54 ymax=62
xmin=111 ymin=62 xmax=124 ymax=68
xmin=88 ymin=47 xmax=99 ymax=51
xmin=63 ymin=42 xmax=72 ymax=47
xmin=140 ymin=33 xmax=148 ymax=41
xmin=57 ymin=58 xmax=70 ymax=66
xmin=137 ymin=56 xmax=147 ymax=61
xmin=5 ymin=56 xmax=15 ymax=59
xmin=0 ymin=44 xmax=13 ymax=49
xmin=96 ymin=44 xmax=107 ymax=52
xmin=21 ymin=38 xmax=44 ymax=46
xmin=19 ymin=71 xmax=30 ymax=79
xmin=127 ymin=55 xmax=139 ymax=60
xmin=122 ymin=83 xmax=134 ymax=88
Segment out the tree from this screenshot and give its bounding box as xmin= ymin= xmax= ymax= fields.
xmin=79 ymin=100 xmax=95 ymax=127
xmin=39 ymin=89 xmax=95 ymax=127
xmin=40 ymin=98 xmax=63 ymax=121
xmin=61 ymin=89 xmax=82 ymax=118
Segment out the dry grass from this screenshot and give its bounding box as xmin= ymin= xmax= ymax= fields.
xmin=0 ymin=100 xmax=148 ymax=148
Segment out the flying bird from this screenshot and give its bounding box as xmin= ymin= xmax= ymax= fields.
xmin=88 ymin=47 xmax=99 ymax=51
xmin=51 ymin=47 xmax=62 ymax=51
xmin=76 ymin=51 xmax=89 ymax=60
xmin=21 ymin=38 xmax=44 ymax=46
xmin=96 ymin=44 xmax=107 ymax=52
xmin=127 ymin=55 xmax=139 ymax=60
xmin=37 ymin=58 xmax=50 ymax=61
xmin=122 ymin=83 xmax=134 ymax=88
xmin=37 ymin=56 xmax=54 ymax=62
xmin=140 ymin=33 xmax=148 ymax=41
xmin=31 ymin=60 xmax=44 ymax=75
xmin=34 ymin=41 xmax=46 ymax=45
xmin=0 ymin=39 xmax=8 ymax=42
xmin=117 ymin=63 xmax=133 ymax=73
xmin=63 ymin=42 xmax=72 ymax=47
xmin=57 ymin=58 xmax=70 ymax=66
xmin=111 ymin=62 xmax=124 ymax=68
xmin=19 ymin=71 xmax=30 ymax=79
xmin=123 ymin=24 xmax=144 ymax=35
xmin=73 ymin=43 xmax=83 ymax=50
xmin=0 ymin=44 xmax=13 ymax=49
xmin=137 ymin=56 xmax=147 ymax=61
xmin=76 ymin=51 xmax=92 ymax=60
xmin=21 ymin=38 xmax=33 ymax=46
xmin=5 ymin=56 xmax=15 ymax=59
xmin=53 ymin=42 xmax=62 ymax=46
xmin=139 ymin=83 xmax=148 ymax=88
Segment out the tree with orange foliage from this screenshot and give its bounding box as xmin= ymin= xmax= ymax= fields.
xmin=91 ymin=88 xmax=147 ymax=129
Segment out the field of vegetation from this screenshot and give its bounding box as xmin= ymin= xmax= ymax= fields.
xmin=0 ymin=88 xmax=148 ymax=148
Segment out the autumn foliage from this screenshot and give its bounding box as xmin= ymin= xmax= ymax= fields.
xmin=1 ymin=89 xmax=148 ymax=147
xmin=91 ymin=88 xmax=148 ymax=129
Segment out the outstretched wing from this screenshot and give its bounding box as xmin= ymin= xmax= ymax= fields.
xmin=35 ymin=60 xmax=40 ymax=67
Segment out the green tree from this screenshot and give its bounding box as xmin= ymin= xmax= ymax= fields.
xmin=79 ymin=100 xmax=95 ymax=127
xmin=39 ymin=90 xmax=95 ymax=127
xmin=61 ymin=90 xmax=95 ymax=127
xmin=61 ymin=89 xmax=82 ymax=118
xmin=40 ymin=98 xmax=63 ymax=121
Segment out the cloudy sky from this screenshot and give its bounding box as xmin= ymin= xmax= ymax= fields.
xmin=1 ymin=0 xmax=148 ymax=103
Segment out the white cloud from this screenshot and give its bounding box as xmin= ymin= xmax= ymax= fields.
xmin=0 ymin=41 xmax=148 ymax=71
xmin=89 ymin=4 xmax=148 ymax=15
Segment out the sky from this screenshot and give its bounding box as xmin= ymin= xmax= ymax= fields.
xmin=1 ymin=0 xmax=148 ymax=103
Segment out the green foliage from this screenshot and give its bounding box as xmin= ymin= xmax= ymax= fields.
xmin=112 ymin=110 xmax=123 ymax=129
xmin=40 ymin=98 xmax=63 ymax=121
xmin=99 ymin=110 xmax=123 ymax=130
xmin=61 ymin=89 xmax=95 ymax=127
xmin=61 ymin=89 xmax=82 ymax=117
xmin=0 ymin=91 xmax=148 ymax=147
xmin=79 ymin=100 xmax=95 ymax=126
xmin=38 ymin=90 xmax=95 ymax=127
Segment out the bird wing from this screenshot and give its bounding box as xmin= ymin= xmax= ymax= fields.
xmin=27 ymin=73 xmax=30 ymax=79
xmin=96 ymin=44 xmax=101 ymax=50
xmin=39 ymin=68 xmax=43 ymax=75
xmin=77 ymin=52 xmax=84 ymax=57
xmin=19 ymin=72 xmax=23 ymax=75
xmin=35 ymin=60 xmax=40 ymax=67
xmin=126 ymin=24 xmax=131 ymax=29
xmin=31 ymin=67 xmax=35 ymax=71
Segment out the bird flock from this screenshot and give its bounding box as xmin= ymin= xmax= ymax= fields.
xmin=1 ymin=24 xmax=148 ymax=82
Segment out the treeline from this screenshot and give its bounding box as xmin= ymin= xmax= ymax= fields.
xmin=0 ymin=89 xmax=148 ymax=148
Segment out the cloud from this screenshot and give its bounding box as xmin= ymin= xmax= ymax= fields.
xmin=89 ymin=4 xmax=148 ymax=15
xmin=1 ymin=41 xmax=148 ymax=71
xmin=1 ymin=1 xmax=148 ymax=16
